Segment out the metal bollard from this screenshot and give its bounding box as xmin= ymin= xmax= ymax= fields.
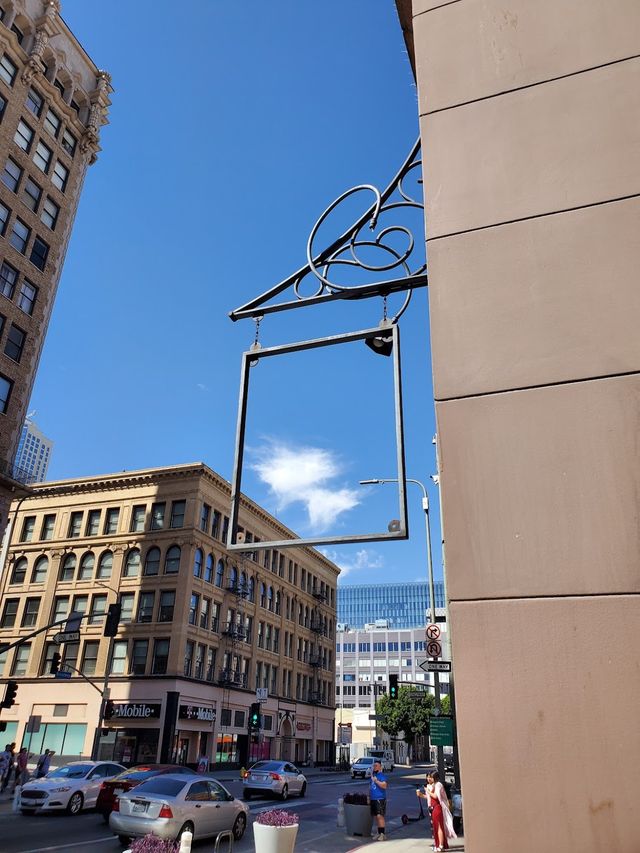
xmin=337 ymin=796 xmax=345 ymax=827
xmin=179 ymin=829 xmax=193 ymax=853
xmin=214 ymin=829 xmax=234 ymax=852
xmin=12 ymin=785 xmax=21 ymax=813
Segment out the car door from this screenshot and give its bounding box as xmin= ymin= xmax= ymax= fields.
xmin=184 ymin=780 xmax=216 ymax=838
xmin=284 ymin=763 xmax=302 ymax=794
xmin=84 ymin=764 xmax=110 ymax=806
xmin=206 ymin=781 xmax=234 ymax=833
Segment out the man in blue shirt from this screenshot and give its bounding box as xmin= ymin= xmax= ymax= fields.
xmin=369 ymin=759 xmax=388 ymax=841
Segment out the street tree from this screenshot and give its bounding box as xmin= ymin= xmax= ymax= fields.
xmin=376 ymin=686 xmax=435 ymax=747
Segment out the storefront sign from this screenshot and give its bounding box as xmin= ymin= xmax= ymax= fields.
xmin=111 ymin=703 xmax=161 ymax=720
xmin=179 ymin=704 xmax=216 ymax=723
xmin=296 ymin=721 xmax=311 ymax=732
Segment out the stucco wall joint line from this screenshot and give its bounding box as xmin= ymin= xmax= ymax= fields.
xmin=419 ymin=52 xmax=640 ymax=119
xmin=451 ymin=592 xmax=640 ymax=604
xmin=426 ymin=191 xmax=640 ymax=245
xmin=414 ymin=0 xmax=462 ymax=19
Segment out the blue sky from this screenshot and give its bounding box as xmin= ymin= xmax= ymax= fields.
xmin=31 ymin=0 xmax=443 ymax=586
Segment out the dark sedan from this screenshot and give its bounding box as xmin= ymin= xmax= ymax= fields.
xmin=96 ymin=765 xmax=194 ymax=820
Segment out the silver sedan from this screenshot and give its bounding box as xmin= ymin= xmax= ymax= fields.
xmin=243 ymin=760 xmax=307 ymax=800
xmin=109 ymin=774 xmax=249 ymax=846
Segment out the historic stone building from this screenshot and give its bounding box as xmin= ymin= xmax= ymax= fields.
xmin=0 ymin=463 xmax=338 ymax=768
xmin=0 ymin=0 xmax=111 ymax=535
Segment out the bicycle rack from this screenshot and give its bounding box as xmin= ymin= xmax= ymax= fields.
xmin=214 ymin=829 xmax=234 ymax=852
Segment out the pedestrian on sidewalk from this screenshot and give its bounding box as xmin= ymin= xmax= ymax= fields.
xmin=0 ymin=743 xmax=15 ymax=793
xmin=369 ymin=759 xmax=388 ymax=842
xmin=36 ymin=749 xmax=53 ymax=779
xmin=417 ymin=771 xmax=456 ymax=852
xmin=14 ymin=748 xmax=30 ymax=790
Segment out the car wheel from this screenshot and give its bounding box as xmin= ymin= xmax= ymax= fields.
xmin=232 ymin=812 xmax=247 ymax=840
xmin=280 ymin=784 xmax=289 ymax=801
xmin=243 ymin=789 xmax=251 ymax=800
xmin=20 ymin=809 xmax=35 ymax=816
xmin=117 ymin=836 xmax=130 ymax=847
xmin=176 ymin=821 xmax=195 ymax=842
xmin=299 ymin=782 xmax=307 ymax=798
xmin=67 ymin=791 xmax=84 ymax=815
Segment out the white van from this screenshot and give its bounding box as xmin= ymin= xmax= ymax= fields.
xmin=366 ymin=749 xmax=394 ymax=772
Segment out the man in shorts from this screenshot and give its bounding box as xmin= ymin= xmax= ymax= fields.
xmin=369 ymin=759 xmax=388 ymax=841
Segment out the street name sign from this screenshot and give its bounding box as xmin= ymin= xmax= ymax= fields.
xmin=419 ymin=660 xmax=452 ymax=673
xmin=430 ymin=716 xmax=454 ymax=746
xmin=256 ymin=687 xmax=268 ymax=702
xmin=55 ymin=670 xmax=72 ymax=680
xmin=368 ymin=714 xmax=379 ymax=720
xmin=54 ymin=631 xmax=80 ymax=644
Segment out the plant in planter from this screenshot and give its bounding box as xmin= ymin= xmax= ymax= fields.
xmin=253 ymin=808 xmax=300 ymax=853
xmin=343 ymin=791 xmax=373 ymax=837
xmin=128 ymin=836 xmax=178 ymax=853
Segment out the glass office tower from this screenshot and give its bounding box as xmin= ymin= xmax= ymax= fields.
xmin=337 ymin=581 xmax=445 ymax=629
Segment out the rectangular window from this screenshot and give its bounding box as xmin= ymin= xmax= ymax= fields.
xmin=158 ymin=590 xmax=175 ymax=622
xmin=11 ymin=643 xmax=31 ymax=676
xmin=0 ymin=375 xmax=11 ymax=412
xmin=4 ymin=323 xmax=25 ymax=362
xmin=170 ymin=500 xmax=185 ymax=528
xmin=30 ymin=235 xmax=49 ymax=270
xmin=222 ymin=515 xmax=229 ymax=543
xmin=21 ymin=597 xmax=40 ymax=627
xmin=11 ymin=23 xmax=24 ymax=45
xmin=41 ymin=642 xmax=58 ymax=676
xmin=68 ymin=511 xmax=82 ymax=537
xmin=119 ymin=592 xmax=134 ymax=623
xmin=26 ymin=88 xmax=43 ymax=117
xmin=86 ymin=509 xmax=100 ymax=535
xmin=40 ymin=513 xmax=55 ymax=540
xmin=189 ymin=593 xmax=199 ymax=625
xmin=22 ymin=177 xmax=42 ymax=212
xmin=183 ymin=640 xmax=194 ymax=677
xmin=52 ymin=160 xmax=68 ymax=192
xmin=137 ymin=592 xmax=154 ymax=623
xmin=10 ymin=219 xmax=30 ymax=254
xmin=17 ymin=279 xmax=37 ymax=315
xmin=89 ymin=594 xmax=107 ymax=625
xmin=0 ymin=54 xmax=17 ymax=87
xmin=62 ymin=642 xmax=79 ymax=671
xmin=71 ymin=595 xmax=88 ymax=616
xmin=0 ymin=598 xmax=18 ymax=628
xmin=0 ymin=93 xmax=5 ymax=121
xmin=212 ymin=510 xmax=221 ymax=539
xmin=0 ymin=261 xmax=17 ymax=298
xmin=33 ymin=140 xmax=52 ymax=173
xmin=200 ymin=598 xmax=209 ymax=630
xmin=81 ymin=641 xmax=99 ymax=675
xmin=2 ymin=157 xmax=22 ymax=191
xmin=14 ymin=120 xmax=33 ymax=153
xmin=52 ymin=596 xmax=69 ymax=623
xmin=150 ymin=502 xmax=165 ymax=530
xmin=206 ymin=647 xmax=215 ymax=682
xmin=40 ymin=195 xmax=58 ymax=230
xmin=110 ymin=640 xmax=127 ymax=675
xmin=0 ymin=201 xmax=8 ymax=235
xmin=43 ymin=108 xmax=60 ymax=138
xmin=151 ymin=639 xmax=170 ymax=675
xmin=200 ymin=503 xmax=210 ymax=531
xmin=104 ymin=507 xmax=119 ymax=535
xmin=61 ymin=128 xmax=76 ymax=157
xmin=20 ymin=516 xmax=35 ymax=542
xmin=130 ymin=639 xmax=148 ymax=675
xmin=130 ymin=504 xmax=145 ymax=532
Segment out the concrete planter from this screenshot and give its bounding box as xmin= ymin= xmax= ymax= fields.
xmin=344 ymin=802 xmax=372 ymax=837
xmin=253 ymin=821 xmax=299 ymax=853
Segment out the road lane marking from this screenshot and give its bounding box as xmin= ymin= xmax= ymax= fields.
xmin=21 ymin=837 xmax=114 ymax=853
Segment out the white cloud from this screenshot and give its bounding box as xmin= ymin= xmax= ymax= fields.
xmin=320 ymin=547 xmax=384 ymax=578
xmin=196 ymin=383 xmax=207 ymax=391
xmin=249 ymin=440 xmax=360 ymax=532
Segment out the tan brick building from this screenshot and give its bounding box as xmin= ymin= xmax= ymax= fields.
xmin=0 ymin=0 xmax=111 ymax=533
xmin=0 ymin=463 xmax=339 ymax=768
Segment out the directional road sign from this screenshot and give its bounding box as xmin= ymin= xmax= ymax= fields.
xmin=420 ymin=660 xmax=452 ymax=673
xmin=426 ymin=640 xmax=442 ymax=658
xmin=368 ymin=714 xmax=380 ymax=720
xmin=426 ymin=624 xmax=441 ymax=640
xmin=54 ymin=631 xmax=80 ymax=644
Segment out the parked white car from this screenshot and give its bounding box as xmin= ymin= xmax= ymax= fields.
xmin=351 ymin=757 xmax=375 ymax=779
xmin=19 ymin=760 xmax=126 ymax=815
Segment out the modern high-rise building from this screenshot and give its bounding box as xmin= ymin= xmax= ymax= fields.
xmin=0 ymin=463 xmax=339 ymax=768
xmin=14 ymin=414 xmax=52 ymax=481
xmin=337 ymin=580 xmax=445 ymax=630
xmin=0 ymin=1 xmax=111 ymax=535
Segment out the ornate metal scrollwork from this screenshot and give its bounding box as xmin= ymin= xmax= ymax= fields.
xmin=230 ymin=139 xmax=426 ymax=322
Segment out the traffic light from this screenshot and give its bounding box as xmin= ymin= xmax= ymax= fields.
xmin=389 ymin=674 xmax=399 ymax=701
xmin=1 ymin=680 xmax=18 ymax=709
xmin=103 ymin=603 xmax=122 ymax=638
xmin=103 ymin=699 xmax=115 ymax=720
xmin=0 ymin=722 xmax=6 ymax=732
xmin=248 ymin=702 xmax=261 ymax=732
xmin=50 ymin=652 xmax=62 ymax=675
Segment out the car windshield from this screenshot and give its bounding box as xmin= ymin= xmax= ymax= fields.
xmin=131 ymin=778 xmax=188 ymax=797
xmin=47 ymin=764 xmax=93 ymax=779
xmin=356 ymin=758 xmax=373 ymax=764
xmin=251 ymin=761 xmax=282 ymax=772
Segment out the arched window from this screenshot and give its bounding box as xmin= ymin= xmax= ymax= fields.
xmin=123 ymin=548 xmax=140 ymax=578
xmin=215 ymin=560 xmax=224 ymax=587
xmin=229 ymin=566 xmax=238 ymax=588
xmin=260 ymin=583 xmax=266 ymax=608
xmin=193 ymin=548 xmax=203 ymax=578
xmin=164 ymin=545 xmax=181 ymax=574
xmin=267 ymin=586 xmax=274 ymax=612
xmin=240 ymin=571 xmax=247 ymax=594
xmin=248 ymin=576 xmax=255 ymax=602
xmin=144 ymin=546 xmax=160 ymax=576
xmin=204 ymin=554 xmax=214 ymax=583
xmin=97 ymin=551 xmax=113 ymax=579
xmin=78 ymin=551 xmax=94 ymax=580
xmin=304 ymin=606 xmax=309 ymax=628
xmin=9 ymin=557 xmax=27 ymax=584
xmin=31 ymin=555 xmax=48 ymax=583
xmin=59 ymin=553 xmax=76 ymax=581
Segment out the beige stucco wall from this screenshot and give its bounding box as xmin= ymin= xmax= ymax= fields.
xmin=405 ymin=0 xmax=640 ymax=850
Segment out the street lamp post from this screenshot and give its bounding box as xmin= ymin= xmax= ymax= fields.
xmin=90 ymin=580 xmax=120 ymax=761
xmin=360 ymin=477 xmax=445 ymax=780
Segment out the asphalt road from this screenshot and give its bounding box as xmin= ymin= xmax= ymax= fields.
xmin=0 ymin=767 xmax=436 ymax=853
